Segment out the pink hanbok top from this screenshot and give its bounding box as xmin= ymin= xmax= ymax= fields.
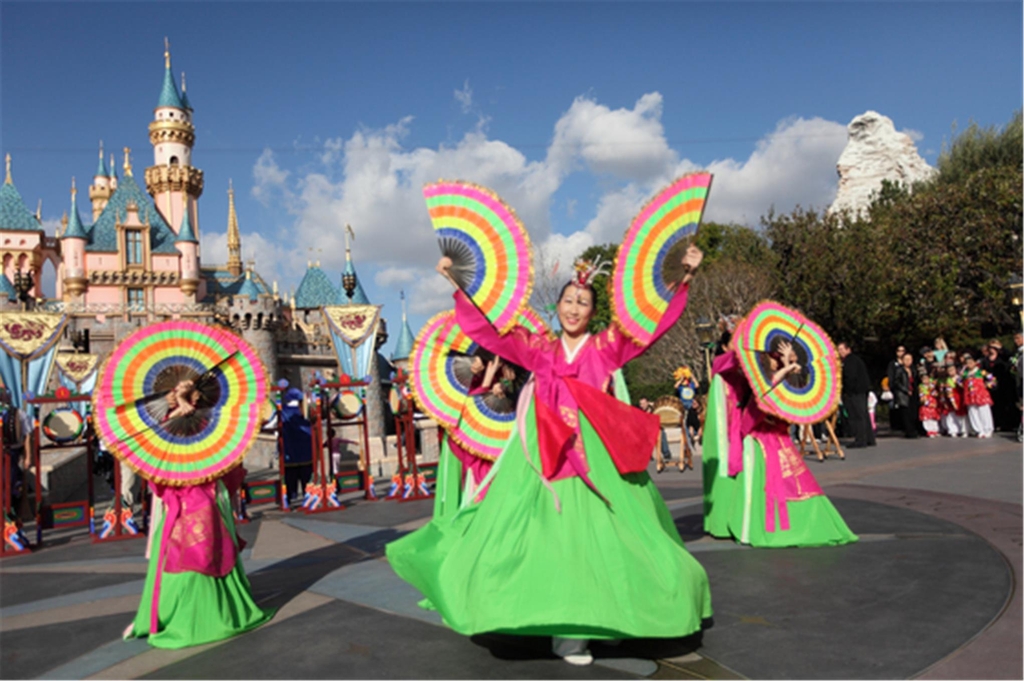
xmin=454 ymin=285 xmax=689 ymax=485
xmin=710 ymin=350 xmax=750 ymax=477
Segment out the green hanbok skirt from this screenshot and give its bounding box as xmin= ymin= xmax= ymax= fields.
xmin=727 ymin=437 xmax=858 ymax=548
xmin=702 ymin=374 xmax=738 ymax=538
xmin=387 ymin=401 xmax=712 ymax=639
xmin=128 ymin=481 xmax=273 ymax=649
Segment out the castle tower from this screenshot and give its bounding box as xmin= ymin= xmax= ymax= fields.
xmin=230 ymin=268 xmax=279 ymax=381
xmin=391 ymin=290 xmax=415 ymax=370
xmin=226 ymin=180 xmax=242 ymax=277
xmin=61 ymin=178 xmax=89 ymax=299
xmin=144 ymin=39 xmax=203 ymax=240
xmin=88 ymin=141 xmax=111 ymax=221
xmin=175 ymin=194 xmax=200 ymax=298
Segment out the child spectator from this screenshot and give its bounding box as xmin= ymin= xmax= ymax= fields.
xmin=938 ymin=364 xmax=967 ymax=437
xmin=961 ymin=354 xmax=996 ymax=438
xmin=918 ymin=372 xmax=941 ymax=438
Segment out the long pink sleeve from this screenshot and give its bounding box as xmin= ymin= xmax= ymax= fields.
xmin=453 ymin=291 xmax=542 ymax=372
xmin=597 ymin=283 xmax=691 ymax=369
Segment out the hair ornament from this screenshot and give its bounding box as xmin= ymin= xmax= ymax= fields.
xmin=572 ymin=256 xmax=611 ymax=288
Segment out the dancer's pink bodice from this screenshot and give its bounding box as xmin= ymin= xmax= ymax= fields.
xmin=454 ymin=286 xmax=689 ymax=480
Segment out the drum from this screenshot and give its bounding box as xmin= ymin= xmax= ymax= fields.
xmin=42 ymin=407 xmax=85 ymax=444
xmin=652 ymin=395 xmax=684 ymax=427
xmin=331 ymin=391 xmax=364 ymax=420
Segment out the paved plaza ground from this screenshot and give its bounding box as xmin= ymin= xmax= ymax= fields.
xmin=1 ymin=431 xmax=1021 ymax=680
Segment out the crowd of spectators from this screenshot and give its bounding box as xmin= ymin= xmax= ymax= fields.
xmin=882 ymin=334 xmax=1023 ymax=440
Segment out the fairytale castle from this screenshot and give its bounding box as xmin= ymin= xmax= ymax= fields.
xmin=0 ymin=43 xmax=417 ymax=443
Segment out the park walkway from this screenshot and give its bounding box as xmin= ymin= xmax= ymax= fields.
xmin=1 ymin=433 xmax=1020 ymax=679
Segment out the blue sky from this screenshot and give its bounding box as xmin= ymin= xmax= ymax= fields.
xmin=2 ymin=1 xmax=1020 ymax=354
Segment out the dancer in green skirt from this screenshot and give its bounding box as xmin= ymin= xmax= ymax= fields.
xmin=122 ymin=380 xmax=272 ymax=648
xmin=387 ymin=247 xmax=712 ymax=666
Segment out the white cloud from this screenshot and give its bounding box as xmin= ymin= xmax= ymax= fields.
xmin=248 ymin=95 xmax=855 ymax=302
xmin=547 ymin=93 xmax=676 ymax=181
xmin=454 ymin=80 xmax=473 ymax=114
xmin=901 ymin=127 xmax=924 ymax=143
xmin=251 ymin=149 xmax=290 ymax=206
xmin=201 ymin=229 xmax=294 ymax=292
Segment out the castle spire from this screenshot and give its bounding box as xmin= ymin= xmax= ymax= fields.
xmin=123 ymin=147 xmax=133 ymax=176
xmin=227 ymin=180 xmax=242 ymax=276
xmin=4 ymin=153 xmax=11 ymax=184
xmin=96 ymin=141 xmax=108 ymax=177
xmin=157 ymin=38 xmax=184 ymax=109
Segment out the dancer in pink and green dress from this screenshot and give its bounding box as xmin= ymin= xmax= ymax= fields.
xmin=716 ymin=340 xmax=857 ymax=548
xmin=387 ymin=247 xmax=712 ymax=666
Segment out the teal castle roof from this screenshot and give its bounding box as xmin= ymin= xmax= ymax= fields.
xmin=63 ymin=183 xmax=88 ymax=239
xmin=0 ymin=272 xmax=16 ymax=301
xmin=179 ymin=72 xmax=192 ymax=111
xmin=294 ymin=264 xmax=338 ymax=309
xmin=86 ymin=171 xmax=177 ymax=253
xmin=1 ymin=163 xmax=42 ymax=232
xmin=158 ymin=53 xmax=184 ymax=109
xmin=392 ymin=317 xmax=415 ymax=361
xmin=96 ymin=146 xmax=108 ymax=178
xmin=200 ymin=267 xmax=271 ymax=302
xmin=175 ymin=202 xmax=198 ymax=243
xmin=237 ymin=271 xmax=262 ymax=301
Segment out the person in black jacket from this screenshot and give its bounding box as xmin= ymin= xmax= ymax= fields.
xmin=838 ymin=341 xmax=875 ymax=448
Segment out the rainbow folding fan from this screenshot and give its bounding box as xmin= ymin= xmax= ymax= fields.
xmin=93 ymin=321 xmax=269 ymax=486
xmin=410 ymin=311 xmax=529 ymax=461
xmin=423 ymin=180 xmax=533 ymax=335
xmin=732 ymin=301 xmax=840 ymax=425
xmin=611 ymin=172 xmax=713 ymax=345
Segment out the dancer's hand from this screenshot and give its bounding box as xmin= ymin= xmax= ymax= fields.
xmin=680 ymin=244 xmax=703 ymax=285
xmin=436 ymin=256 xmax=457 ymax=289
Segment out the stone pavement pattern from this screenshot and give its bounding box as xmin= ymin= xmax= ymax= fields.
xmin=0 ymin=433 xmax=1020 ymax=680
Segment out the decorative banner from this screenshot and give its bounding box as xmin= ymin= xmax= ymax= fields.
xmin=423 ymin=180 xmax=533 ymax=335
xmin=93 ymin=321 xmax=269 ymax=486
xmin=612 ymin=173 xmax=713 ymax=345
xmin=733 ymin=300 xmax=841 ymax=425
xmin=323 ymin=305 xmax=382 ymax=348
xmin=410 ymin=311 xmax=522 ymax=461
xmin=0 ymin=312 xmax=68 ymax=360
xmin=55 ymin=353 xmax=99 ymax=385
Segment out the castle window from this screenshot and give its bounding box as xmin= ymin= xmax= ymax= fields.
xmin=169 ymin=156 xmax=179 ymax=166
xmin=126 ymin=230 xmax=143 ymax=265
xmin=127 ymin=288 xmax=145 ymax=309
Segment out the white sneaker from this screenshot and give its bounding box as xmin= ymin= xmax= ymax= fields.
xmin=563 ymin=652 xmax=594 ymax=666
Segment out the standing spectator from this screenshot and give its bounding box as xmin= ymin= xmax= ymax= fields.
xmin=838 ymin=342 xmax=875 ymax=448
xmin=981 ymin=340 xmax=1015 ymax=431
xmin=1 ymin=390 xmax=33 ymax=520
xmin=919 ymin=346 xmax=938 ymax=377
xmin=639 ymin=398 xmax=674 ymax=473
xmin=938 ymin=363 xmax=967 ymax=437
xmin=280 ymin=388 xmax=313 ymax=503
xmin=674 ymin=366 xmax=699 ymax=470
xmin=933 ymin=338 xmax=949 ymax=365
xmin=918 ymin=372 xmax=941 ymax=438
xmin=891 ymin=352 xmax=919 ymax=438
xmin=961 ymin=354 xmax=996 ymax=438
xmin=886 ymin=345 xmax=907 ymax=430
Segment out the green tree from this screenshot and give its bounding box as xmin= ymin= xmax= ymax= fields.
xmin=936 ymin=110 xmax=1022 ymax=186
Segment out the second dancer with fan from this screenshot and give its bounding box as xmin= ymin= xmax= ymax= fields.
xmin=387 ymin=243 xmax=712 ymax=665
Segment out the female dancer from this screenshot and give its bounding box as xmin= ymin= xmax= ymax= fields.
xmin=387 ymin=246 xmax=711 ymax=666
xmin=720 ymin=340 xmax=858 ymax=547
xmin=123 ymin=379 xmax=272 ymax=648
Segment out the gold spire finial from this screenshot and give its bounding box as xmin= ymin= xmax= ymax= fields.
xmin=110 ymin=153 xmax=116 ymax=175
xmin=36 ymin=200 xmax=42 ymax=221
xmin=98 ymin=140 xmax=104 ymax=160
xmin=164 ymin=37 xmax=171 ymax=69
xmin=226 ymin=180 xmax=242 ymax=276
xmin=123 ymin=147 xmax=132 ymax=176
xmin=4 ymin=153 xmax=11 ymax=184
xmin=181 ymin=71 xmax=187 ymax=92
xmin=71 ymin=177 xmax=77 ymax=198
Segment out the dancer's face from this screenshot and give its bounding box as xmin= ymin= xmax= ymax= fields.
xmin=558 ymin=286 xmax=594 ymax=338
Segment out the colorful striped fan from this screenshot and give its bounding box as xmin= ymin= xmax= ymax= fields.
xmin=423 ymin=180 xmax=533 ymax=334
xmin=515 ymin=306 xmax=553 ymax=339
xmin=732 ymin=301 xmax=840 ymax=425
xmin=93 ymin=321 xmax=269 ymax=486
xmin=611 ymin=173 xmax=713 ymax=345
xmin=410 ymin=311 xmax=523 ymax=461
